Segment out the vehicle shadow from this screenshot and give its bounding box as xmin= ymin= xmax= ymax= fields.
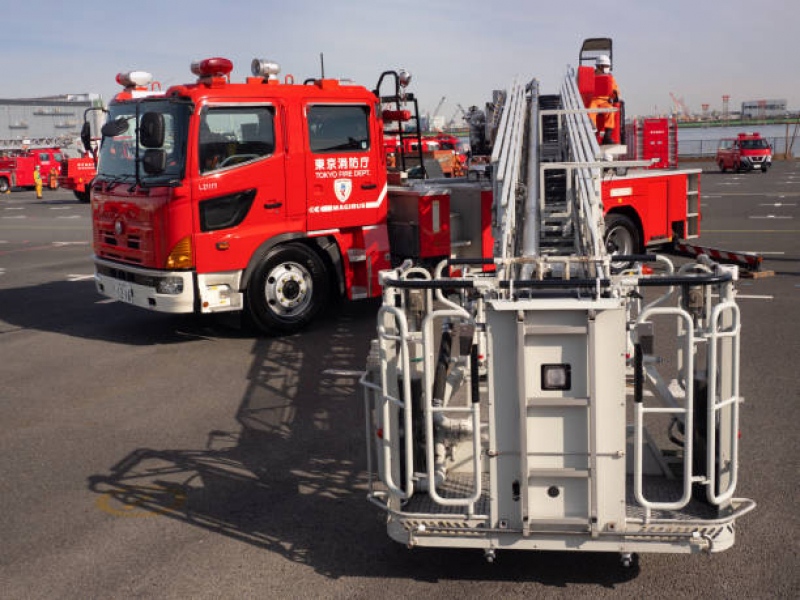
xmin=87 ymin=301 xmax=639 ymax=586
xmin=0 ymin=279 xmax=299 ymax=344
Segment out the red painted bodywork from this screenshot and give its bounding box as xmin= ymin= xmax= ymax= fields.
xmin=58 ymin=154 xmax=96 ymax=192
xmin=0 ymin=148 xmax=62 ymax=188
xmin=625 ymin=118 xmax=678 ymax=169
xmin=716 ymin=133 xmax=772 ymax=171
xmin=601 ymin=171 xmax=699 ymax=246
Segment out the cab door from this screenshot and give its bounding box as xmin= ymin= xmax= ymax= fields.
xmin=304 ymin=103 xmax=384 ymax=231
xmin=192 ymin=103 xmax=286 ymax=274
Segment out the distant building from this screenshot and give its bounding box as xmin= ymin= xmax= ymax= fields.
xmin=0 ymin=94 xmax=102 ymax=151
xmin=740 ymin=99 xmax=787 ymax=119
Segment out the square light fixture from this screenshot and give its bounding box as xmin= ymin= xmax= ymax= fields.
xmin=541 ymin=364 xmax=571 ymax=391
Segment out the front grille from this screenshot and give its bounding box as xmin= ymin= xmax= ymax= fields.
xmin=96 ymin=264 xmax=158 ymax=287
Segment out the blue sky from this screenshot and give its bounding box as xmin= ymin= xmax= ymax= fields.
xmin=1 ymin=0 xmax=796 ymax=117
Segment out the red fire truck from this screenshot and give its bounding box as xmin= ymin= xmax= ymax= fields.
xmin=0 ymin=148 xmax=62 ymax=193
xmin=93 ymin=59 xmax=406 ymax=333
xmin=91 ymin=57 xmax=699 ymax=333
xmin=716 ymin=132 xmax=772 ymax=173
xmin=58 ymin=153 xmax=96 ymax=202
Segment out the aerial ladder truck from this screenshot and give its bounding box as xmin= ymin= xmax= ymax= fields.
xmin=361 ymin=64 xmax=754 ymax=566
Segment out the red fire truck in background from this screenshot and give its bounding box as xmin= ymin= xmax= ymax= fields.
xmin=58 ymin=153 xmax=96 ymax=202
xmin=716 ymin=132 xmax=772 ymax=173
xmin=0 ymin=148 xmax=62 ymax=193
xmin=91 ymin=55 xmax=700 ymax=333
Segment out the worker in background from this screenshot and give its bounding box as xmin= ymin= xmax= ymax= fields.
xmin=589 ymin=54 xmax=620 ymax=145
xmin=49 ymin=168 xmax=57 ymax=189
xmin=33 ymin=165 xmax=43 ymax=199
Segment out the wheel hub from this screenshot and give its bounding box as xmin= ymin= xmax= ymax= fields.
xmin=264 ymin=261 xmax=312 ymax=315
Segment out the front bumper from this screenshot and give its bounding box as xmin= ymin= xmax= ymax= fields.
xmin=94 ymin=257 xmax=243 ymax=314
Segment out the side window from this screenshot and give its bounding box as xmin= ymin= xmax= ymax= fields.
xmin=307 ymin=105 xmax=370 ymax=153
xmin=53 ymin=153 xmax=62 ymax=162
xmin=39 ymin=153 xmax=50 ymax=162
xmin=199 ymin=106 xmax=275 ymax=174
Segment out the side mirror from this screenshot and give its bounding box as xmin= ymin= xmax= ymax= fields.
xmin=101 ymin=117 xmax=129 ymax=137
xmin=80 ymin=122 xmax=92 ymax=154
xmin=140 ymin=112 xmax=165 ymax=148
xmin=142 ymin=149 xmax=166 ymax=175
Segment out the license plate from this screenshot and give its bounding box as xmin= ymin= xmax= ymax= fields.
xmin=114 ymin=281 xmax=134 ymax=304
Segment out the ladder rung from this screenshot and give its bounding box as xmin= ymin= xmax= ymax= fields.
xmin=527 ymin=397 xmax=589 ymax=408
xmin=524 ymin=517 xmax=589 ymax=526
xmin=528 ymin=468 xmax=590 ymax=480
xmin=524 ymin=325 xmax=587 ymax=335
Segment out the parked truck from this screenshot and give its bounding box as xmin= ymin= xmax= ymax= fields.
xmin=58 ymin=153 xmax=96 ymax=202
xmin=0 ymin=148 xmax=62 ymax=193
xmin=362 ymin=45 xmax=752 ymax=566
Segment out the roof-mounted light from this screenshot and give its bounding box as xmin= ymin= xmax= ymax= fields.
xmin=251 ymin=58 xmax=281 ymax=80
xmin=398 ymin=68 xmax=412 ymax=88
xmin=116 ymin=71 xmax=153 ymax=88
xmin=190 ymin=57 xmax=234 ymax=78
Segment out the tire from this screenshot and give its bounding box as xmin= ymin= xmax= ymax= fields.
xmin=762 ymin=163 xmax=769 ymax=173
xmin=718 ymin=161 xmax=726 ymax=173
xmin=604 ymin=213 xmax=641 ymax=272
xmin=245 ymin=243 xmax=328 ymax=334
xmin=74 ymin=190 xmax=90 ymax=203
xmin=0 ymin=177 xmax=8 ymax=193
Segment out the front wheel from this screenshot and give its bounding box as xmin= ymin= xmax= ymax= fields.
xmin=246 ymin=243 xmax=328 ymax=334
xmin=74 ymin=190 xmax=90 ymax=203
xmin=604 ymin=213 xmax=641 ymax=272
xmin=762 ymin=163 xmax=770 ymax=173
xmin=718 ymin=161 xmax=727 ymax=173
xmin=0 ymin=178 xmax=9 ymax=193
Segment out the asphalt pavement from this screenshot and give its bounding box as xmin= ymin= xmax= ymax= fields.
xmin=0 ymin=164 xmax=798 ymax=598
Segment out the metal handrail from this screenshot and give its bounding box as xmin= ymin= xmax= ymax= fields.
xmin=706 ymin=300 xmax=741 ymax=504
xmin=634 ymin=306 xmax=697 ymax=511
xmin=421 ymin=310 xmax=482 ymax=507
xmin=376 ymin=305 xmax=415 ymax=499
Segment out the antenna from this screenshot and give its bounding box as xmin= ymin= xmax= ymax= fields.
xmin=320 ymin=53 xmax=325 ymax=79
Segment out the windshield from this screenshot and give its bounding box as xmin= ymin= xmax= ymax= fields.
xmin=740 ymin=139 xmax=768 ymax=150
xmin=97 ymin=100 xmax=190 ymax=183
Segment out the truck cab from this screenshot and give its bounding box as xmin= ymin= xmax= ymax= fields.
xmin=716 ymin=133 xmax=772 ymax=173
xmin=92 ymin=58 xmax=390 ymax=333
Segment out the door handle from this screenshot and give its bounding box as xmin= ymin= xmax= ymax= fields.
xmin=361 ymin=183 xmax=377 ymax=190
xmin=263 ymin=202 xmax=282 ymax=209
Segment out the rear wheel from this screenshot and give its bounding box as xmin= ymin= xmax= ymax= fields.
xmin=0 ymin=178 xmax=8 ymax=193
xmin=246 ymin=243 xmax=328 ymax=334
xmin=604 ymin=213 xmax=641 ymax=272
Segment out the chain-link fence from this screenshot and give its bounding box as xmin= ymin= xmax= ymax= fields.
xmin=679 ymin=136 xmax=796 ymax=157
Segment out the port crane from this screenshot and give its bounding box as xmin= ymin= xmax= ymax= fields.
xmin=429 ymin=95 xmax=446 ymax=130
xmin=669 ymin=92 xmax=692 ymax=119
xmin=362 ymin=50 xmax=753 ymax=565
xmin=446 ymin=103 xmax=468 ymax=128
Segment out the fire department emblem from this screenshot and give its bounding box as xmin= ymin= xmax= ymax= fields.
xmin=334 ymin=178 xmax=353 ymax=203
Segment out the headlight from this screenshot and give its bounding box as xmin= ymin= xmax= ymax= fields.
xmin=156 ymin=277 xmax=184 ymax=295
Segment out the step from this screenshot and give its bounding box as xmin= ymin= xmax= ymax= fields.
xmin=347 ymin=249 xmax=367 ymax=262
